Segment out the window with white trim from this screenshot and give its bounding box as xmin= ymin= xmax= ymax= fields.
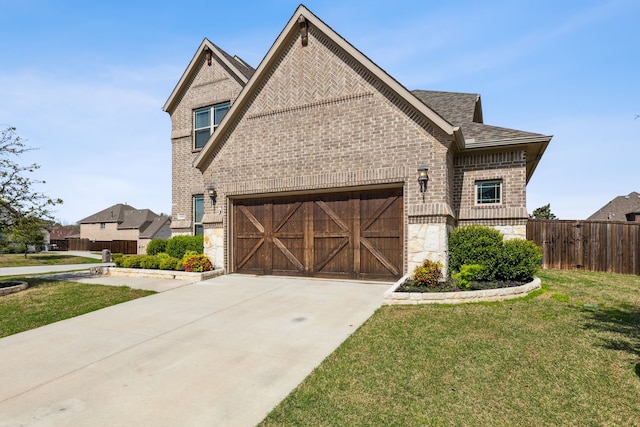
xmin=476 ymin=180 xmax=502 ymax=205
xmin=194 ymin=102 xmax=230 ymax=149
xmin=193 ymin=194 xmax=204 ymax=236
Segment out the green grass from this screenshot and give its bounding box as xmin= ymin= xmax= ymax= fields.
xmin=0 ymin=278 xmax=155 ymax=338
xmin=0 ymin=252 xmax=98 ymax=267
xmin=260 ymin=270 xmax=640 ymax=427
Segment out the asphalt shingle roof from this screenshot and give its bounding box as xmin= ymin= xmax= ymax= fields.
xmin=77 ymin=204 xmax=136 ymax=224
xmin=587 ymin=191 xmax=640 ymax=221
xmin=411 ymin=90 xmax=480 ymax=125
xmin=139 ymin=216 xmax=171 ymax=239
xmin=411 ymin=89 xmax=547 ymax=143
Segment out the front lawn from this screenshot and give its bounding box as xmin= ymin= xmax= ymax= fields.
xmin=260 ymin=270 xmax=640 ymax=426
xmin=0 ymin=278 xmax=155 ymax=338
xmin=0 ymin=252 xmax=98 ymax=268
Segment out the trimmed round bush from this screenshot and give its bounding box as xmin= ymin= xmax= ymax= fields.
xmin=412 ymin=259 xmax=442 ymax=287
xmin=166 ymin=235 xmax=204 ymax=259
xmin=146 ymin=239 xmax=168 ymax=255
xmin=448 ymin=225 xmax=502 ymax=280
xmin=496 ymin=238 xmax=542 ymax=281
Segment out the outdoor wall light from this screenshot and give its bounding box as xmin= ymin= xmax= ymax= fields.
xmin=206 ymin=184 xmax=217 ymax=205
xmin=417 ymin=164 xmax=429 ymax=201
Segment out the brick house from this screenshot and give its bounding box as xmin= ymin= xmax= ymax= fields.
xmin=163 ymin=5 xmax=551 ymax=280
xmin=78 ymin=203 xmax=171 ymax=254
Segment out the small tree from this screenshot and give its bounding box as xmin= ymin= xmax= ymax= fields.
xmin=0 ymin=126 xmax=62 ymax=233
xmin=9 ymin=216 xmax=47 ymax=257
xmin=530 ymin=203 xmax=557 ymax=219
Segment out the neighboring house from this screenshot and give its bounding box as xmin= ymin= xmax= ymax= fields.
xmin=50 ymin=226 xmax=80 ymax=241
xmin=48 ymin=225 xmax=79 ymax=250
xmin=163 ymin=5 xmax=552 ymax=280
xmin=587 ymin=191 xmax=640 ymax=222
xmin=77 ymin=204 xmax=171 ymax=254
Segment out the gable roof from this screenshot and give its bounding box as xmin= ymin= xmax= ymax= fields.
xmin=192 ymin=4 xmax=460 ymax=170
xmin=77 ymin=203 xmax=136 ymax=224
xmin=175 ymin=4 xmax=551 ymax=181
xmin=163 ymin=39 xmax=254 ymax=114
xmin=588 ymin=191 xmax=640 ymax=221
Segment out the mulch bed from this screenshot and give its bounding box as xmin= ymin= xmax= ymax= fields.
xmin=396 ymin=278 xmax=529 ymax=293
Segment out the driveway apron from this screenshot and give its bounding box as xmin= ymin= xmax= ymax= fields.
xmin=0 ymin=274 xmax=389 ymax=426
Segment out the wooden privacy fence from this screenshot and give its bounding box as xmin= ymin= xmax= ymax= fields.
xmin=51 ymin=239 xmax=138 ymax=255
xmin=527 ymin=219 xmax=640 ymax=275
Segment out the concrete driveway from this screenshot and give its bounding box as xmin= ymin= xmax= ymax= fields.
xmin=0 ymin=274 xmax=390 ymax=426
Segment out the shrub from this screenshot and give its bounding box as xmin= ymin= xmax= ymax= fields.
xmin=158 ymin=256 xmax=180 ymax=270
xmin=121 ymin=255 xmax=144 ymax=269
xmin=448 ymin=226 xmax=502 ymax=280
xmin=111 ymin=253 xmax=124 ymax=266
xmin=183 ymin=254 xmax=213 ymax=272
xmin=452 ymin=264 xmax=485 ymax=289
xmin=139 ymin=255 xmax=160 ymax=270
xmin=146 ymin=239 xmax=168 ymax=256
xmin=412 ymin=259 xmax=443 ymax=287
xmin=166 ymin=235 xmax=204 ymax=259
xmin=496 ymin=239 xmax=542 ymax=281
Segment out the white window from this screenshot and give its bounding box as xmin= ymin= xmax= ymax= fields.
xmin=193 ymin=194 xmax=204 ymax=236
xmin=194 ymin=102 xmax=230 ymax=149
xmin=476 ymin=180 xmax=502 ymax=205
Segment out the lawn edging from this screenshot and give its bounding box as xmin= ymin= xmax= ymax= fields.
xmin=90 ymin=266 xmax=224 ymax=282
xmin=0 ymin=281 xmax=28 ymax=296
xmin=383 ymin=275 xmax=541 ymax=305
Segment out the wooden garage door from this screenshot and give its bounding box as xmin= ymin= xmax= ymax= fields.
xmin=232 ymin=188 xmax=403 ymax=280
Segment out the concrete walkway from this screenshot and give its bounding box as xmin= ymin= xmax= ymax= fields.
xmin=0 ymin=274 xmax=390 ymax=426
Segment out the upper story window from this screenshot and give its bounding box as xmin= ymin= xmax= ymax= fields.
xmin=194 ymin=102 xmax=230 ymax=149
xmin=476 ymin=180 xmax=502 ymax=205
xmin=100 ymin=223 xmax=106 ymax=229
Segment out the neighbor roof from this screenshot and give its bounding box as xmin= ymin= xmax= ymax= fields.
xmin=588 ymin=191 xmax=640 ymax=221
xmin=77 ymin=204 xmax=136 ymax=224
xmin=118 ymin=209 xmax=156 ymax=230
xmin=139 ymin=216 xmax=171 ymax=239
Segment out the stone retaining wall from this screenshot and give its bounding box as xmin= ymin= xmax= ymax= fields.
xmin=384 ymin=276 xmax=541 ymax=305
xmin=0 ymin=281 xmax=28 ymax=296
xmin=91 ymin=266 xmax=224 ymax=282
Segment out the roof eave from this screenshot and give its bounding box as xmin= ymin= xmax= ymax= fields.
xmin=163 ymin=39 xmax=249 ymax=114
xmin=463 ymin=135 xmax=552 ymax=183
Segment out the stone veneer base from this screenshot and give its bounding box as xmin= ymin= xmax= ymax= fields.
xmin=90 ymin=266 xmax=224 ymax=282
xmin=383 ymin=275 xmax=541 ymax=305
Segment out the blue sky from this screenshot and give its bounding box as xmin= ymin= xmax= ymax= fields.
xmin=1 ymin=0 xmax=638 ymax=224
